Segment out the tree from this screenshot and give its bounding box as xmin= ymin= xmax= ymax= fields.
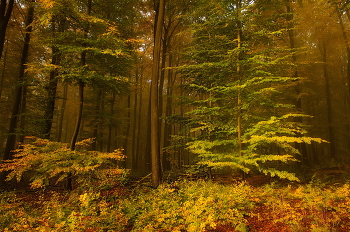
xmin=3 ymin=0 xmax=35 ymax=161
xmin=150 ymin=0 xmax=166 ymax=187
xmin=177 ymin=0 xmax=324 ymax=179
xmin=1 ymin=0 xmax=35 ymax=186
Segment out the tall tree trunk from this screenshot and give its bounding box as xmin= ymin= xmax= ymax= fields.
xmin=91 ymin=90 xmax=102 ymax=151
xmin=107 ymin=93 xmax=115 ymax=152
xmin=132 ymin=69 xmax=139 ymax=169
xmin=0 ymin=0 xmax=14 ymax=61
xmin=69 ymin=81 xmax=84 ymax=151
xmin=123 ymin=94 xmax=131 ymax=167
xmin=1 ymin=0 xmax=34 ymax=186
xmin=236 ymin=0 xmax=243 ymax=159
xmin=42 ymin=46 xmax=60 ymax=139
xmin=0 ymin=39 xmax=8 ymax=98
xmin=336 ymin=5 xmax=350 ymax=160
xmin=67 ymin=0 xmax=91 ymax=190
xmin=236 ymin=7 xmax=246 ymax=178
xmin=150 ymin=0 xmax=165 ymax=188
xmin=285 ymin=0 xmax=309 ymax=165
xmin=163 ymin=50 xmax=173 ymax=170
xmin=320 ymin=41 xmax=336 ymax=158
xmin=3 ymin=0 xmax=34 ymax=160
xmin=57 ymin=83 xmax=68 ymax=142
xmin=136 ymin=74 xmax=143 ymax=170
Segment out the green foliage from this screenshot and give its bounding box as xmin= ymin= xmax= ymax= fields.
xmin=174 ymin=0 xmax=326 ymax=180
xmin=120 ymin=180 xmax=254 ymax=232
xmin=0 ymin=181 xmax=349 ymax=231
xmin=0 ymin=137 xmax=127 ymax=189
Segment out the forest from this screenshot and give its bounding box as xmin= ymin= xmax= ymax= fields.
xmin=0 ymin=0 xmax=350 ymax=231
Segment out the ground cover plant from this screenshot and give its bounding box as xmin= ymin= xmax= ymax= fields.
xmin=0 ymin=176 xmax=349 ymax=232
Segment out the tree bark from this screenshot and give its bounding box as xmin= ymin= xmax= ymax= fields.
xmin=236 ymin=0 xmax=243 ymax=158
xmin=91 ymin=90 xmax=102 ymax=151
xmin=3 ymin=0 xmax=34 ymax=160
xmin=1 ymin=0 xmax=34 ymax=186
xmin=0 ymin=0 xmax=14 ymax=61
xmin=67 ymin=0 xmax=91 ymax=190
xmin=150 ymin=0 xmax=165 ymax=188
xmin=107 ymin=93 xmax=115 ymax=152
xmin=320 ymin=41 xmax=336 ymax=158
xmin=57 ymin=83 xmax=68 ymax=142
xmin=42 ymin=16 xmax=65 ymax=139
xmin=285 ymin=0 xmax=309 ymax=165
xmin=0 ymin=39 xmax=8 ymax=98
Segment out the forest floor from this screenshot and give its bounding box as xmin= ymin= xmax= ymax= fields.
xmin=1 ymin=173 xmax=350 ymax=232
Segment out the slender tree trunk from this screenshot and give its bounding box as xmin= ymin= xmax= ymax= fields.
xmin=91 ymin=90 xmax=102 ymax=151
xmin=67 ymin=0 xmax=91 ymax=190
xmin=69 ymin=81 xmax=84 ymax=151
xmin=123 ymin=94 xmax=131 ymax=167
xmin=145 ymin=87 xmax=152 ymax=171
xmin=0 ymin=0 xmax=14 ymax=61
xmin=150 ymin=0 xmax=165 ymax=188
xmin=320 ymin=42 xmax=336 ymax=158
xmin=285 ymin=0 xmax=309 ymax=165
xmin=163 ymin=51 xmax=173 ymax=170
xmin=236 ymin=0 xmax=243 ymax=159
xmin=1 ymin=1 xmax=34 ymax=186
xmin=0 ymin=39 xmax=8 ymax=97
xmin=57 ymin=83 xmax=68 ymax=142
xmin=42 ymin=46 xmax=60 ymax=139
xmin=107 ymin=93 xmax=115 ymax=152
xmin=132 ymin=69 xmax=139 ymax=169
xmin=3 ymin=0 xmax=34 ymax=160
xmin=136 ymin=75 xmax=143 ymax=170
xmin=337 ymin=7 xmax=350 ymax=106
xmin=99 ymin=96 xmax=104 ymax=151
xmin=336 ymin=5 xmax=350 ymax=160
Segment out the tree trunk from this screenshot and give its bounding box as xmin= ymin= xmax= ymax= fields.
xmin=236 ymin=0 xmax=243 ymax=159
xmin=42 ymin=46 xmax=60 ymax=139
xmin=320 ymin=41 xmax=336 ymax=158
xmin=163 ymin=50 xmax=173 ymax=171
xmin=1 ymin=0 xmax=34 ymax=186
xmin=0 ymin=39 xmax=8 ymax=97
xmin=136 ymin=74 xmax=143 ymax=170
xmin=132 ymin=68 xmax=139 ymax=169
xmin=69 ymin=81 xmax=84 ymax=151
xmin=123 ymin=94 xmax=131 ymax=167
xmin=150 ymin=0 xmax=165 ymax=188
xmin=0 ymin=0 xmax=14 ymax=61
xmin=57 ymin=83 xmax=68 ymax=142
xmin=3 ymin=0 xmax=34 ymax=160
xmin=91 ymin=90 xmax=102 ymax=151
xmin=107 ymin=93 xmax=115 ymax=152
xmin=285 ymin=0 xmax=309 ymax=165
xmin=67 ymin=0 xmax=91 ymax=190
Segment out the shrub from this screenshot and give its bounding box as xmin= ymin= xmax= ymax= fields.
xmin=122 ymin=180 xmax=254 ymax=231
xmin=0 ymin=137 xmax=127 ymax=189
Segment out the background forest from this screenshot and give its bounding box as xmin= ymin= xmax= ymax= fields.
xmin=1 ymin=0 xmax=350 ymax=187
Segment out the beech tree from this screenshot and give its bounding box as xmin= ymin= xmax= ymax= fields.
xmin=177 ymin=0 xmax=325 ymax=179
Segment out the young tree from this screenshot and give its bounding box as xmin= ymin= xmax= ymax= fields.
xmin=177 ymin=0 xmax=324 ymax=179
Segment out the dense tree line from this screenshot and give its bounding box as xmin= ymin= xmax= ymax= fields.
xmin=1 ymin=0 xmax=350 ymax=187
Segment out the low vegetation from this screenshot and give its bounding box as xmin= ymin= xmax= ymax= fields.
xmin=0 ymin=137 xmax=349 ymax=231
xmin=0 ymin=176 xmax=349 ymax=231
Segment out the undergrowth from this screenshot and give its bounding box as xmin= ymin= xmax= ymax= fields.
xmin=0 ymin=180 xmax=349 ymax=231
